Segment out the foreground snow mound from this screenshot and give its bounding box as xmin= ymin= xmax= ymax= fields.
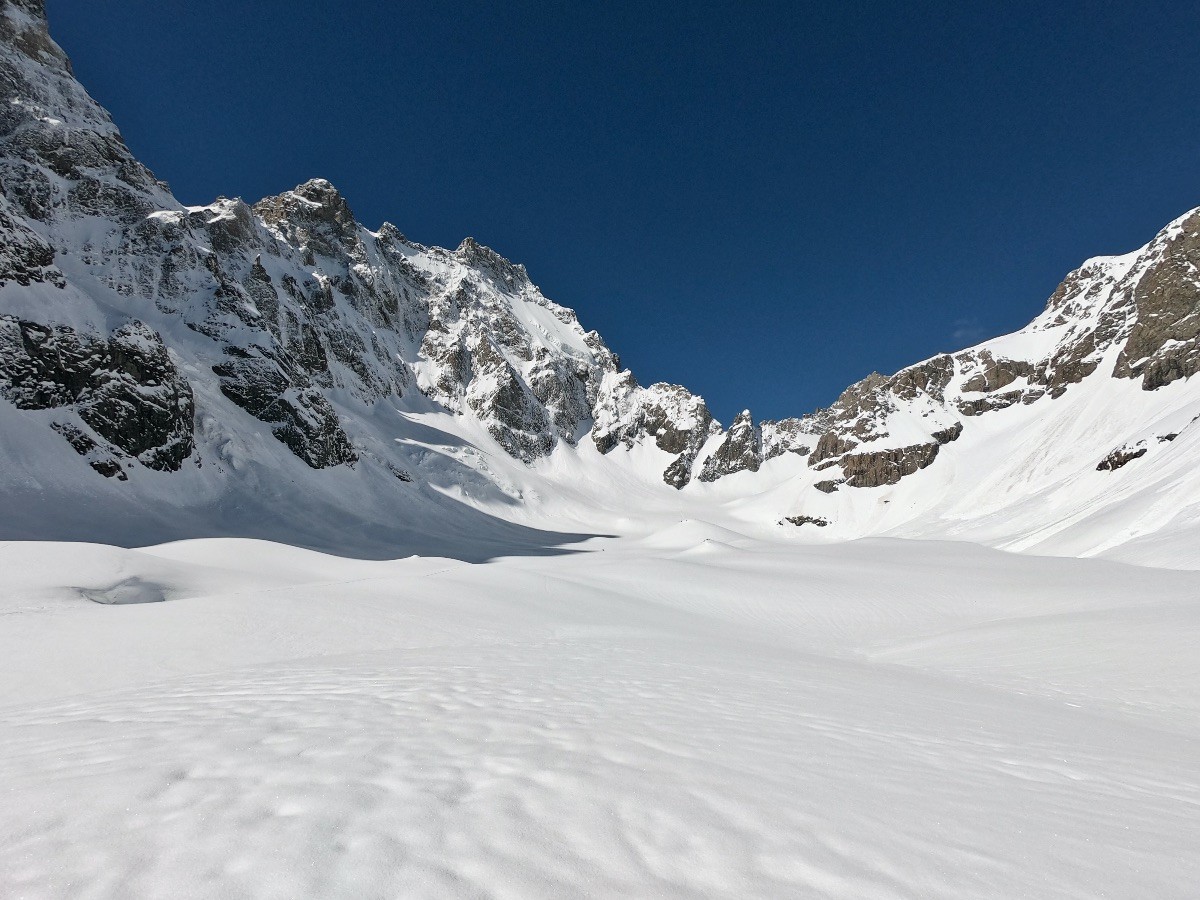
xmin=2 ymin=536 xmax=1199 ymax=898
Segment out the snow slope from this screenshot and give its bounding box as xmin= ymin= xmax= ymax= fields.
xmin=2 ymin=535 xmax=1199 ymax=899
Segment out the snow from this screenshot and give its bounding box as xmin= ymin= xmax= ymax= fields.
xmin=2 ymin=534 xmax=1199 ymax=898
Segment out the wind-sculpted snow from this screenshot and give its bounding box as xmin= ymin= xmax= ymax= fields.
xmin=1 ymin=0 xmax=1200 ymax=558
xmin=3 ymin=536 xmax=1200 ymax=898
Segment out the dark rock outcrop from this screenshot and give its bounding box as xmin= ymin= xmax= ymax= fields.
xmin=960 ymin=351 xmax=1034 ymax=394
xmin=466 ymin=337 xmax=555 ymax=460
xmin=809 ymin=432 xmax=858 ymax=466
xmin=212 ymin=349 xmax=355 ymax=469
xmin=1112 ymin=210 xmax=1200 ymax=390
xmin=932 ymin=422 xmax=964 ymax=444
xmin=1096 ymin=444 xmax=1148 ymax=471
xmin=783 ymin=515 xmax=829 ymax=527
xmin=698 ymin=410 xmax=761 ymax=482
xmin=50 ymin=421 xmax=126 ymax=479
xmin=840 ymin=441 xmax=942 ymax=488
xmin=591 ymin=379 xmax=718 ymax=488
xmin=0 ymin=196 xmax=63 ymax=287
xmin=0 ymin=316 xmax=194 ymax=470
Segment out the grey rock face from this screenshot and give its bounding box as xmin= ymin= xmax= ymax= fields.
xmin=0 ymin=195 xmax=62 ymax=286
xmin=783 ymin=515 xmax=829 ymax=527
xmin=1096 ymin=443 xmax=1148 ymax=471
xmin=698 ymin=410 xmax=761 ymax=482
xmin=957 ymin=390 xmax=1027 ymax=417
xmin=1112 ymin=210 xmax=1200 ymax=390
xmin=466 ymin=337 xmax=555 ymax=460
xmin=0 ymin=316 xmax=194 ymax=470
xmin=840 ymin=441 xmax=942 ymax=488
xmin=254 ymin=179 xmax=360 ymax=260
xmin=50 ymin=421 xmax=126 ymax=479
xmin=809 ymin=432 xmax=858 ymax=466
xmin=212 ymin=349 xmax=355 ymax=469
xmin=960 ymin=351 xmax=1034 ymax=394
xmin=590 ymin=377 xmax=718 ymax=487
xmin=455 ymin=237 xmax=532 ymax=289
xmin=639 ymin=387 xmax=714 ymax=457
xmin=0 ymin=0 xmax=174 ymax=232
xmin=931 ymin=422 xmax=963 ymax=444
xmin=643 ymin=390 xmax=718 ymax=488
xmin=527 ymin=351 xmax=592 ymax=443
xmin=80 ymin=321 xmax=195 ymax=470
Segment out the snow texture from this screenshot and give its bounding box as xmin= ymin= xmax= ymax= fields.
xmin=2 ymin=535 xmax=1199 ymax=899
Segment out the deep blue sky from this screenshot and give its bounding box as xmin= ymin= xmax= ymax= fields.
xmin=48 ymin=1 xmax=1200 ymax=422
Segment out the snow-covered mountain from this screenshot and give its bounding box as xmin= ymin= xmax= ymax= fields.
xmin=1 ymin=0 xmax=1198 ymax=563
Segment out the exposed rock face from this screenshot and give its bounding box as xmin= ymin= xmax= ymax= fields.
xmin=78 ymin=321 xmax=195 ymax=470
xmin=957 ymin=391 xmax=1027 ymax=417
xmin=0 ymin=195 xmax=63 ymax=286
xmin=698 ymin=410 xmax=760 ymax=482
xmin=212 ymin=349 xmax=354 ymax=469
xmin=465 ymin=336 xmax=555 ymax=460
xmin=49 ymin=421 xmax=126 ymax=479
xmin=783 ymin=515 xmax=829 ymax=527
xmin=0 ymin=0 xmax=174 ymax=231
xmin=809 ymin=432 xmax=858 ymax=467
xmin=0 ymin=316 xmax=194 ymax=470
xmin=840 ymin=441 xmax=942 ymax=488
xmin=1097 ymin=443 xmax=1148 ymax=471
xmin=932 ymin=422 xmax=963 ymax=444
xmin=591 ymin=376 xmax=718 ymax=487
xmin=1112 ymin=210 xmax=1200 ymax=390
xmin=760 ymin=418 xmax=810 ymax=460
xmin=960 ymin=351 xmax=1034 ymax=394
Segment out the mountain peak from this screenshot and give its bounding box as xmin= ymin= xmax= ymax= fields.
xmin=454 ymin=236 xmax=530 ymax=286
xmin=1 ymin=1 xmax=65 ymax=72
xmin=253 ymin=179 xmax=359 ymax=253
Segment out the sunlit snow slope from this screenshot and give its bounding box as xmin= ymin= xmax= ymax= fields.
xmin=2 ymin=535 xmax=1199 ymax=899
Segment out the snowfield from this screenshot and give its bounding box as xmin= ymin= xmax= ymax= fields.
xmin=2 ymin=532 xmax=1198 ymax=899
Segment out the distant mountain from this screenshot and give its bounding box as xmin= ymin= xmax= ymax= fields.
xmin=1 ymin=0 xmax=1198 ymax=563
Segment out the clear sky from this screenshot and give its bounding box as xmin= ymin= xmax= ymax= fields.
xmin=46 ymin=1 xmax=1200 ymax=423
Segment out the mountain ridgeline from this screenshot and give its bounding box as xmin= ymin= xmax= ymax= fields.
xmin=1 ymin=0 xmax=1199 ymax=558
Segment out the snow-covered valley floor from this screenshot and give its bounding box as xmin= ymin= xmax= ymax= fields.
xmin=2 ymin=529 xmax=1198 ymax=899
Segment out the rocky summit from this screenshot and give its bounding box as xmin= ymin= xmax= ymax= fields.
xmin=1 ymin=0 xmax=1199 ymax=561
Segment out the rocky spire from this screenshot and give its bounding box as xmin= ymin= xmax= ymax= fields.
xmin=698 ymin=410 xmax=761 ymax=482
